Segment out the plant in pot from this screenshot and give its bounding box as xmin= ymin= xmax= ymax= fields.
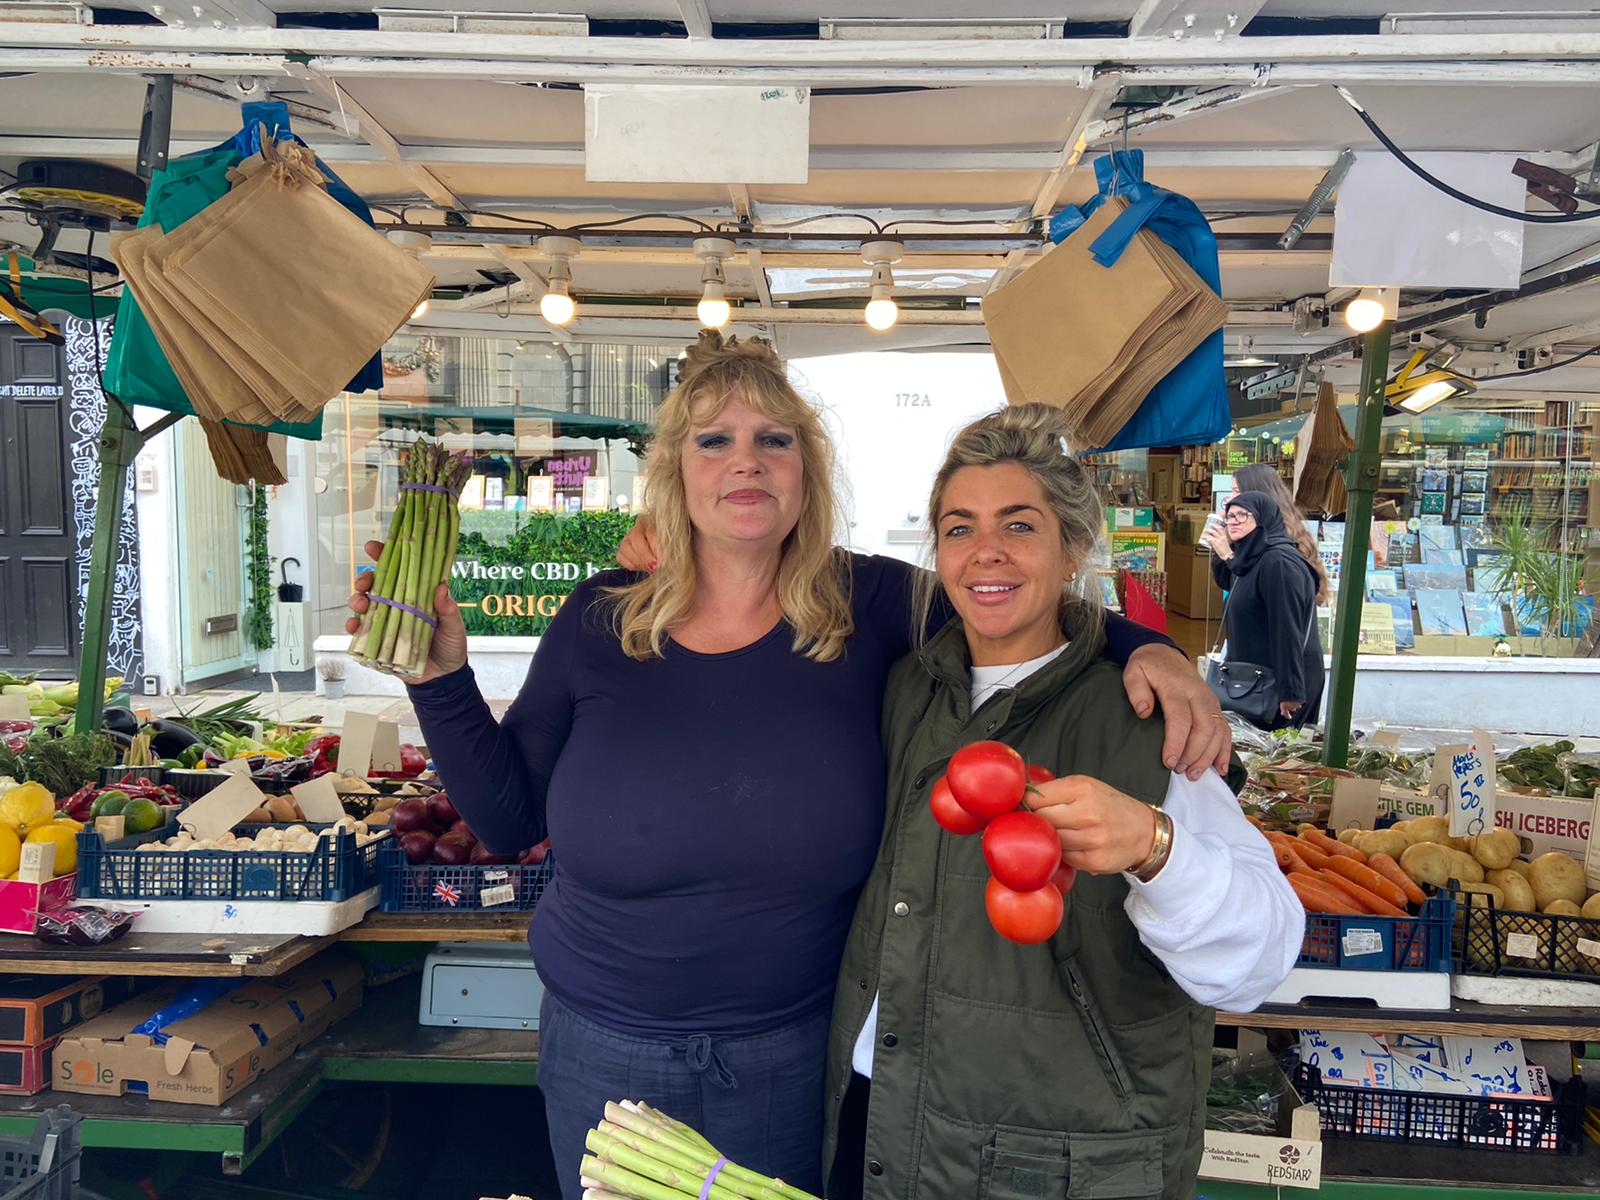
xmin=1484 ymin=509 xmax=1595 ymax=656
xmin=317 ymin=656 xmax=347 ymax=700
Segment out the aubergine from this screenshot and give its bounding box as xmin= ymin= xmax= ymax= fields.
xmin=148 ymin=720 xmax=204 ymax=761
xmin=101 ymin=707 xmax=139 ymax=737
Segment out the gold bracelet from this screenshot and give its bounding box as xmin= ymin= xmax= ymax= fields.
xmin=1131 ymin=808 xmax=1174 ymax=883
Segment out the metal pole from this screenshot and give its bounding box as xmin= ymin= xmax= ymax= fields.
xmin=72 ymin=409 xmax=183 ymax=735
xmin=1322 ymin=323 xmax=1394 ymax=768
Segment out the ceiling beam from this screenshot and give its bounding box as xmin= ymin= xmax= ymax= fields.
xmin=676 ymin=0 xmax=713 ymax=40
xmin=1128 ymin=0 xmax=1269 ymax=40
xmin=10 ymin=26 xmax=1600 ymax=86
xmin=1081 ymin=84 xmax=1296 ymax=147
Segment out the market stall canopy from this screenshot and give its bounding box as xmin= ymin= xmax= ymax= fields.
xmin=2 ymin=2 xmax=1600 ymax=393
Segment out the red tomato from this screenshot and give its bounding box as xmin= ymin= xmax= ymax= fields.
xmin=928 ymin=775 xmax=988 ymax=836
xmin=984 ymin=876 xmax=1064 ymax=944
xmin=946 ymin=741 xmax=1026 ymax=821
xmin=1049 ymin=862 xmax=1078 ymax=896
xmin=982 ymin=810 xmax=1062 ymax=892
xmin=1026 ymin=764 xmax=1055 ymax=785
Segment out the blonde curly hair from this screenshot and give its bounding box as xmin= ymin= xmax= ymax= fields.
xmin=606 ymin=331 xmax=853 ymax=662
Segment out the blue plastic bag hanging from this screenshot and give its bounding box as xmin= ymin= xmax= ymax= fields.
xmin=1047 ymin=150 xmax=1230 ymax=452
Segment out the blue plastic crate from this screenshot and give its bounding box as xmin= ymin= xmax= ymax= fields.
xmin=0 ymin=1105 xmax=80 ymax=1200
xmin=1296 ymin=894 xmax=1454 ymax=972
xmin=75 ymin=824 xmax=386 ymax=903
xmin=378 ymin=839 xmax=550 ymax=913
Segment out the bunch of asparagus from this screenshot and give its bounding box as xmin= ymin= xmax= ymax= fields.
xmin=348 ymin=438 xmax=472 ymax=678
xmin=580 ymin=1101 xmax=820 ymax=1200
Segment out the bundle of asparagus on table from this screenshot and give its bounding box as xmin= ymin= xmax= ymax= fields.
xmin=347 ymin=438 xmax=472 ymax=678
xmin=580 ymin=1101 xmax=820 ymax=1200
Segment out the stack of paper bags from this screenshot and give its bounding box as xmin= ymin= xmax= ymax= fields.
xmin=983 ymin=196 xmax=1228 ymax=451
xmin=113 ymin=130 xmax=433 ymax=481
xmin=1293 ymin=381 xmax=1355 ymax=515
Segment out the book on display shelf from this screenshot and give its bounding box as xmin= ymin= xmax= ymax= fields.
xmin=1371 ymin=591 xmax=1416 ymax=650
xmin=1415 ymin=588 xmax=1469 ymax=637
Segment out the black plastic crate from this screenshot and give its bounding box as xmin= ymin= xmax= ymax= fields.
xmin=162 ymin=770 xmax=230 ymax=801
xmin=1294 ymin=1065 xmax=1584 ymax=1155
xmin=378 ymin=839 xmax=550 ymax=913
xmin=0 ymin=1104 xmax=80 ymax=1200
xmin=1454 ymin=887 xmax=1600 ymax=982
xmin=75 ymin=824 xmax=387 ymax=902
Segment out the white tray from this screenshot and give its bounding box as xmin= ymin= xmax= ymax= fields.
xmin=1267 ymin=966 xmax=1452 ymax=1011
xmin=97 ymin=886 xmax=379 ymax=935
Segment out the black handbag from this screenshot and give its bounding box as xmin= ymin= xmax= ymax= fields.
xmin=1205 ymin=586 xmax=1316 ymax=728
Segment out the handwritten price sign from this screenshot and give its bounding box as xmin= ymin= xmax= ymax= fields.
xmin=1445 ymin=728 xmax=1498 ymax=839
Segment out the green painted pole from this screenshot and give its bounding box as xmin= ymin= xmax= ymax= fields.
xmin=73 ymin=407 xmax=183 ymax=735
xmin=1322 ymin=324 xmax=1394 ymax=769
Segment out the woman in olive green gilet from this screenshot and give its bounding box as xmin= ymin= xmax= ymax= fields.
xmin=822 ymin=404 xmax=1303 ymax=1200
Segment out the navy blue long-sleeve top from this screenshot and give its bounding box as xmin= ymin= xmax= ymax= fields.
xmin=407 ymin=554 xmax=1170 ymax=1036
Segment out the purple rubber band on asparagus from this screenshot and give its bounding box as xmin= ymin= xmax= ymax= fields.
xmin=400 ymin=482 xmax=456 ymax=495
xmin=698 ymin=1158 xmax=729 ymax=1200
xmin=366 ymin=594 xmax=438 ymax=628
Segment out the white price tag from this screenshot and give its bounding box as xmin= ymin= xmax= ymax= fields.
xmin=290 ymin=774 xmax=345 ymax=824
xmin=1342 ymin=929 xmax=1384 ymax=957
xmin=1329 ymin=778 xmax=1381 ymax=831
xmin=1585 ymin=792 xmax=1600 ymax=891
xmin=482 ymin=870 xmax=509 ymax=882
xmin=0 ymin=694 xmax=31 ymax=721
xmin=16 ymin=842 xmax=54 ymax=884
xmin=1504 ymin=932 xmax=1541 ymax=959
xmin=479 ymin=884 xmax=516 ymax=908
xmin=1369 ymin=729 xmax=1402 ymax=749
xmin=219 ymin=758 xmax=252 ymax=776
xmin=1440 ymin=731 xmax=1497 ymax=838
xmin=179 ymin=772 xmax=267 ymax=841
xmin=1576 ymin=937 xmax=1600 ymax=962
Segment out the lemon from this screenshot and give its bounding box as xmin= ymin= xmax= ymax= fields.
xmin=0 ymin=783 xmax=55 ymax=837
xmin=0 ymin=825 xmax=19 ymax=880
xmin=49 ymin=817 xmax=83 ymax=833
xmin=24 ymin=825 xmax=77 ymax=876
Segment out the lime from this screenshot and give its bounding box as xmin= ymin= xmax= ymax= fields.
xmin=122 ymin=797 xmax=163 ymax=835
xmin=90 ymin=790 xmax=130 ymax=819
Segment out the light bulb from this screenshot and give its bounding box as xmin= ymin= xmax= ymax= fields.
xmin=1398 ymin=381 xmax=1457 ymax=413
xmin=1344 ymin=288 xmax=1393 ymax=333
xmin=697 ymin=293 xmax=731 ymax=329
xmin=864 ymin=296 xmax=899 ymax=332
xmin=410 ymin=298 xmax=429 ymax=321
xmin=540 ymin=288 xmax=576 ymax=326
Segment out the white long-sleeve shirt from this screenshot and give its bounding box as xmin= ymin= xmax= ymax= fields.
xmin=852 ymin=646 xmax=1303 ymax=1078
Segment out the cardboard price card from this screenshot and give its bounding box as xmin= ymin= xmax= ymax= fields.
xmin=1439 ymin=730 xmax=1497 ymax=838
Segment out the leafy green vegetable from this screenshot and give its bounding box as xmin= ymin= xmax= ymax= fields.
xmin=0 ymin=731 xmax=118 ymax=798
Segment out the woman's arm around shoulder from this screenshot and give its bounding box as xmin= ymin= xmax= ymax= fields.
xmin=1122 ymin=769 xmax=1304 ymax=1011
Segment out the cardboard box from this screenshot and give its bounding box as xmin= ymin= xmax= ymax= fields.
xmin=1379 ymin=785 xmax=1440 ymax=821
xmin=1201 ymin=1036 xmax=1323 ymax=1190
xmin=0 ymin=976 xmax=140 ymax=1046
xmin=1493 ymin=790 xmax=1593 ymax=859
xmin=1168 ymin=543 xmax=1225 ymax=620
xmin=54 ymin=951 xmax=362 ymax=1106
xmin=0 ymin=1038 xmax=59 ymax=1095
xmin=0 ymin=874 xmax=74 ymax=935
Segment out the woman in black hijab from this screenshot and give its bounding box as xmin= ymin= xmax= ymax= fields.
xmin=1211 ymin=491 xmax=1324 ymax=729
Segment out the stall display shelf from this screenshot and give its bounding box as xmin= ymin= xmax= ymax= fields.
xmin=0 ymin=977 xmax=535 ymax=1173
xmin=0 ymin=931 xmax=334 ymax=977
xmin=1217 ymin=998 xmax=1600 ymax=1040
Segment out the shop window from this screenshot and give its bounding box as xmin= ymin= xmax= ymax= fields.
xmin=313 ymin=334 xmax=674 ymax=639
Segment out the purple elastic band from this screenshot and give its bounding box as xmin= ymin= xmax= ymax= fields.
xmin=401 ymin=482 xmax=455 ymax=495
xmin=367 ymin=594 xmax=438 ymax=628
xmin=698 ymin=1158 xmax=729 ymax=1200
